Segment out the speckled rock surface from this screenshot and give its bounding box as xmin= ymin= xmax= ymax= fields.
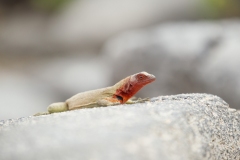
xmin=0 ymin=94 xmax=239 ymax=160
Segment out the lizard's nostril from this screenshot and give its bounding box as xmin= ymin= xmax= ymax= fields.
xmin=150 ymin=74 xmax=156 ymax=80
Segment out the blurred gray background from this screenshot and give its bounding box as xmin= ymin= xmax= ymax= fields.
xmin=1 ymin=0 xmax=240 ymax=120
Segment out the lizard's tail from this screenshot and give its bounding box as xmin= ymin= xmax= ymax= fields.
xmin=33 ymin=102 xmax=68 ymax=116
xmin=33 ymin=112 xmax=49 ymax=116
xmin=48 ymin=102 xmax=68 ymax=113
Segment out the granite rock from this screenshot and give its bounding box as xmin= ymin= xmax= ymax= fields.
xmin=0 ymin=94 xmax=239 ymax=160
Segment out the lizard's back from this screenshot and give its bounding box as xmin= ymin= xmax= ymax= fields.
xmin=66 ymin=86 xmax=115 ymax=110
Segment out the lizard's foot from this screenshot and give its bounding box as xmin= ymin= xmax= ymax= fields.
xmin=33 ymin=112 xmax=50 ymax=116
xmin=126 ymin=97 xmax=150 ymax=104
xmin=137 ymin=97 xmax=150 ymax=103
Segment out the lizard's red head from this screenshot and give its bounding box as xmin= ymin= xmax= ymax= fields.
xmin=129 ymin=71 xmax=156 ymax=87
xmin=122 ymin=71 xmax=155 ymax=95
xmin=115 ymin=71 xmax=155 ymax=103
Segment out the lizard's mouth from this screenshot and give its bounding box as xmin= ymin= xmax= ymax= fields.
xmin=149 ymin=74 xmax=156 ymax=81
xmin=142 ymin=74 xmax=156 ymax=84
xmin=130 ymin=72 xmax=156 ymax=85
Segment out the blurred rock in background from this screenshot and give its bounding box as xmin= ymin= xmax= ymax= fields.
xmin=102 ymin=20 xmax=240 ymax=110
xmin=0 ymin=0 xmax=240 ymax=119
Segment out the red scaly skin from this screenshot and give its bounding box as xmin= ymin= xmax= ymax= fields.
xmin=113 ymin=72 xmax=156 ymax=103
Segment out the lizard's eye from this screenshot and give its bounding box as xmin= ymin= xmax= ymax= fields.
xmin=137 ymin=74 xmax=145 ymax=80
xmin=128 ymin=84 xmax=133 ymax=89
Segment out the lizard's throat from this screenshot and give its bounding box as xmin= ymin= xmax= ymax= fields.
xmin=116 ymin=85 xmax=144 ymax=103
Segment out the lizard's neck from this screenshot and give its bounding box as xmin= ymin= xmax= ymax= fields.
xmin=113 ymin=77 xmax=144 ymax=103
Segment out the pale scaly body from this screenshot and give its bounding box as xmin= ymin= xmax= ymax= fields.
xmin=34 ymin=71 xmax=155 ymax=116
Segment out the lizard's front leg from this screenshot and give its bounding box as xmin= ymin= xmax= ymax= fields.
xmin=126 ymin=97 xmax=150 ymax=104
